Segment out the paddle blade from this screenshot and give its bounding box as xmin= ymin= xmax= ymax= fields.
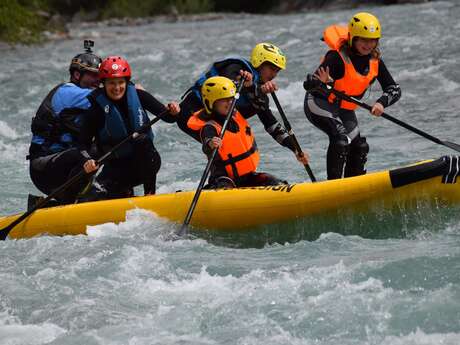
xmin=0 ymin=222 xmax=15 ymax=240
xmin=0 ymin=229 xmax=9 ymax=240
xmin=177 ymin=224 xmax=188 ymax=237
xmin=443 ymin=141 xmax=460 ymax=153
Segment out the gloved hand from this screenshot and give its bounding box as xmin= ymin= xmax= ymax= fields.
xmin=303 ymin=74 xmax=323 ymax=92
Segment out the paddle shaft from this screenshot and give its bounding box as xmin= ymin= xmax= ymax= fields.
xmin=323 ymin=84 xmax=460 ymax=153
xmin=0 ymin=114 xmax=163 ymax=240
xmin=271 ymin=92 xmax=316 ymax=182
xmin=178 ymin=79 xmax=246 ymax=236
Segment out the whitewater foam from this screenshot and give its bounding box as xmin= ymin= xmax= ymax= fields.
xmin=0 ymin=121 xmax=19 ymax=140
xmin=0 ymin=322 xmax=66 ymax=345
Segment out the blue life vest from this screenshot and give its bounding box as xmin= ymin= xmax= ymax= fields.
xmin=95 ymin=83 xmax=153 ymax=159
xmin=192 ymin=57 xmax=259 ymax=108
xmin=29 ymin=83 xmax=92 ymax=159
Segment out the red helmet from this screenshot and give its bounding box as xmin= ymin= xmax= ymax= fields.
xmin=99 ymin=56 xmax=131 ymax=80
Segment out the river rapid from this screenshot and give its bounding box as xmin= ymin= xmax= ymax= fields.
xmin=1 ymin=1 xmax=460 ymax=344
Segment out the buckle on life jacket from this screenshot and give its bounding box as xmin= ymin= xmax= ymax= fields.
xmin=220 ymin=142 xmax=258 ymax=166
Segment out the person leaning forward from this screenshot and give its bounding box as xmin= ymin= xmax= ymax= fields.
xmin=27 ymin=40 xmax=101 ymax=204
xmin=177 ymin=42 xmax=308 ymax=166
xmin=78 ymin=56 xmax=180 ymax=200
xmin=188 ymin=76 xmax=287 ymax=189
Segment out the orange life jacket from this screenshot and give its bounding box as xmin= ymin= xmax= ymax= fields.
xmin=322 ymin=25 xmax=379 ymax=110
xmin=188 ymin=109 xmax=260 ymax=179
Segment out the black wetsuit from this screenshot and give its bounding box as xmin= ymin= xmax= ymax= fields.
xmin=79 ymin=89 xmax=175 ymax=197
xmin=304 ymin=48 xmax=401 ymax=179
xmin=29 ymin=148 xmax=92 ymax=204
xmin=177 ymin=60 xmax=297 ymax=154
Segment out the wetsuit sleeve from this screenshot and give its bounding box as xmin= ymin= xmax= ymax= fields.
xmin=137 ymin=89 xmax=177 ymax=123
xmin=375 ymin=59 xmax=401 ymax=108
xmin=317 ymin=50 xmax=346 ymax=80
xmin=199 ymin=123 xmax=228 ymax=179
xmin=218 ymin=62 xmax=295 ymax=152
xmin=200 ymin=124 xmax=219 ymax=155
xmin=308 ymin=50 xmax=345 ymax=99
xmin=77 ymin=104 xmax=102 ymax=156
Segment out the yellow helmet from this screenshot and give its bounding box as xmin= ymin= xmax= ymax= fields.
xmin=201 ymin=76 xmax=236 ymax=114
xmin=348 ymin=12 xmax=381 ymax=46
xmin=250 ymin=42 xmax=286 ymax=70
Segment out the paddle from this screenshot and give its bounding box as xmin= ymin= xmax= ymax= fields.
xmin=310 ymin=79 xmax=460 ymax=153
xmin=177 ymin=78 xmax=246 ymax=237
xmin=271 ymin=92 xmax=316 ymax=182
xmin=0 ymin=113 xmax=164 ymax=241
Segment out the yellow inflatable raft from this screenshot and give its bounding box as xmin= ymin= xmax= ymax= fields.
xmin=1 ymin=156 xmax=459 ymax=239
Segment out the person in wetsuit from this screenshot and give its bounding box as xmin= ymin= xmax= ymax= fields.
xmin=178 ymin=42 xmax=308 ymax=165
xmin=79 ymin=56 xmax=180 ymax=199
xmin=28 ymin=40 xmax=101 ymax=204
xmin=303 ymin=12 xmax=401 ymax=180
xmin=187 ymin=76 xmax=287 ymax=188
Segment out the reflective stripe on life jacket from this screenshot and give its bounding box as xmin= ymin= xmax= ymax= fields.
xmin=322 ymin=25 xmax=379 ymax=110
xmin=190 ymin=57 xmax=259 ymax=108
xmin=29 ymin=83 xmax=92 ymax=159
xmin=188 ymin=109 xmax=260 ymax=180
xmin=94 ymin=83 xmax=153 ymax=158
